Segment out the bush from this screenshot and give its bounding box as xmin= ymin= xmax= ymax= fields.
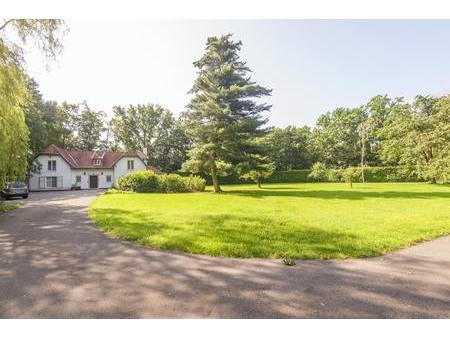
xmin=117 ymin=171 xmax=159 ymax=193
xmin=183 ymin=175 xmax=206 ymax=192
xmin=342 ymin=167 xmax=362 ymax=188
xmin=158 ymin=174 xmax=189 ymax=193
xmin=327 ymin=168 xmax=344 ymax=182
xmin=308 ymin=162 xmax=328 ymax=182
xmin=117 ymin=171 xmax=206 ymax=193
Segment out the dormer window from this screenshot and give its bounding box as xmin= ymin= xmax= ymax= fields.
xmin=127 ymin=160 xmax=134 ymax=170
xmin=48 ymin=160 xmax=56 ymax=171
xmin=93 ymin=159 xmax=102 ymax=166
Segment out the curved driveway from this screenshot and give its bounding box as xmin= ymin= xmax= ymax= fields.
xmin=0 ymin=190 xmax=449 ymax=318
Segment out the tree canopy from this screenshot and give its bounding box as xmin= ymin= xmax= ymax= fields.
xmin=0 ymin=19 xmax=66 ymax=190
xmin=378 ymin=95 xmax=450 ymax=182
xmin=262 ymin=126 xmax=313 ymax=170
xmin=111 ymin=103 xmax=190 ymax=172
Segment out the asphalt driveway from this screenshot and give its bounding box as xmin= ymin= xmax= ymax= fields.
xmin=0 ymin=190 xmax=449 ymax=318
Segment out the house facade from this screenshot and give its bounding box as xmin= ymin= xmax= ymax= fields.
xmin=29 ymin=145 xmax=147 ymax=191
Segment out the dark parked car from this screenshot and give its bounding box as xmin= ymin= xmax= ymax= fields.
xmin=1 ymin=182 xmax=29 ymax=200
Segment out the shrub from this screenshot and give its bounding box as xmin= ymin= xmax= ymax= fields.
xmin=342 ymin=167 xmax=362 ymax=188
xmin=158 ymin=174 xmax=189 ymax=193
xmin=117 ymin=171 xmax=206 ymax=193
xmin=183 ymin=175 xmax=206 ymax=192
xmin=117 ymin=171 xmax=159 ymax=193
xmin=327 ymin=168 xmax=344 ymax=182
xmin=308 ymin=162 xmax=327 ymax=182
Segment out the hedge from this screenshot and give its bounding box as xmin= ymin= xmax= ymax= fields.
xmin=179 ymin=166 xmax=422 ymax=185
xmin=265 ymin=169 xmax=314 ymax=183
xmin=117 ymin=171 xmax=206 ymax=193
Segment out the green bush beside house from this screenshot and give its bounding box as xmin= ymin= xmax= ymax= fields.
xmin=116 ymin=171 xmax=206 ymax=193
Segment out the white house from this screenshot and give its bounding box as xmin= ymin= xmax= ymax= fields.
xmin=29 ymin=145 xmax=148 ymax=191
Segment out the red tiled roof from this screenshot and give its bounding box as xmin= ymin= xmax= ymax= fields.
xmin=40 ymin=145 xmax=147 ymax=169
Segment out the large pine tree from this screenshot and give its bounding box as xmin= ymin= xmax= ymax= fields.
xmin=183 ymin=34 xmax=272 ymax=192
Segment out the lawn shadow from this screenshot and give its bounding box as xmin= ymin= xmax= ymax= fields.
xmin=223 ymin=188 xmax=450 ymax=200
xmin=91 ymin=208 xmax=379 ymax=259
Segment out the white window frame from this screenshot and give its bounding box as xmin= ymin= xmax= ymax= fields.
xmin=46 ymin=176 xmax=57 ymax=188
xmin=127 ymin=160 xmax=134 ymax=170
xmin=48 ymin=160 xmax=56 ymax=171
xmin=39 ymin=177 xmax=45 ymax=189
xmin=93 ymin=159 xmax=101 ymax=166
xmin=106 ymin=175 xmax=112 ymax=183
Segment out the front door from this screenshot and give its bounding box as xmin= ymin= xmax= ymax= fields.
xmin=89 ymin=175 xmax=98 ymax=189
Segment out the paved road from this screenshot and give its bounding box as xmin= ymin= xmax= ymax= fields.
xmin=0 ymin=190 xmax=449 ymax=318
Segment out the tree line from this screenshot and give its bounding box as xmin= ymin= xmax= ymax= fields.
xmin=24 ymin=77 xmax=450 ymax=185
xmin=1 ymin=21 xmax=449 ymax=192
xmin=263 ymin=93 xmax=449 ymax=184
xmin=23 ymin=83 xmax=191 ymax=173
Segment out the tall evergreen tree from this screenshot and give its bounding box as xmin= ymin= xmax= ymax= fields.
xmin=182 ymin=34 xmax=272 ymax=192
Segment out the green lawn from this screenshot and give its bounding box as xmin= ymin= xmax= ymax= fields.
xmin=0 ymin=203 xmax=20 ymax=213
xmin=89 ymin=183 xmax=450 ymax=259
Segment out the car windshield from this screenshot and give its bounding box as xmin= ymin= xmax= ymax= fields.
xmin=12 ymin=182 xmax=27 ymax=188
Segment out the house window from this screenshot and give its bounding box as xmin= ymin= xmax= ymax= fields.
xmin=76 ymin=176 xmax=81 ymax=183
xmin=93 ymin=159 xmax=101 ymax=166
xmin=48 ymin=160 xmax=56 ymax=171
xmin=127 ymin=160 xmax=134 ymax=170
xmin=46 ymin=176 xmax=58 ymax=188
xmin=106 ymin=175 xmax=112 ymax=183
xmin=39 ymin=177 xmax=45 ymax=189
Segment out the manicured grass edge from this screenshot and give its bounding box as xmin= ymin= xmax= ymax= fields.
xmin=88 ymin=183 xmax=450 ymax=260
xmin=88 ymin=208 xmax=450 ymax=261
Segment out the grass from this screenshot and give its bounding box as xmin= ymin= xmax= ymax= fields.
xmin=0 ymin=203 xmax=20 ymax=213
xmin=89 ymin=183 xmax=450 ymax=259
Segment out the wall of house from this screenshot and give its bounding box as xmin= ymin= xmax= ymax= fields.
xmin=113 ymin=156 xmax=147 ymax=184
xmin=29 ymin=155 xmax=73 ymax=191
xmin=29 ymin=155 xmax=146 ymax=191
xmin=72 ymin=169 xmax=114 ymax=190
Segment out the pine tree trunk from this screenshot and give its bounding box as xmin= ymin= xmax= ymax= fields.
xmin=257 ymin=179 xmax=262 ymax=188
xmin=211 ymin=166 xmax=222 ymax=193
